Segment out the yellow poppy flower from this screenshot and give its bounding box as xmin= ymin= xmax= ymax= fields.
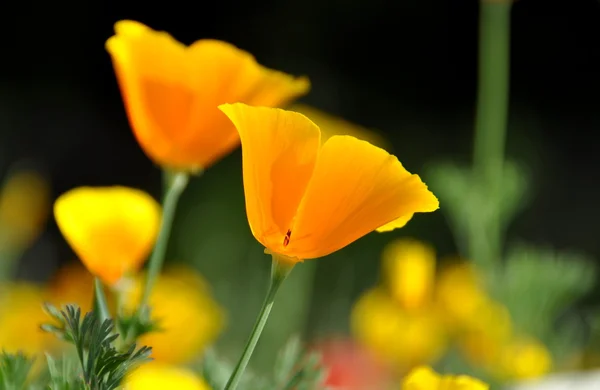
xmin=124 ymin=363 xmax=211 ymax=390
xmin=219 ymin=103 xmax=438 ymax=262
xmin=402 ymin=366 xmax=489 ymax=390
xmin=434 ymin=261 xmax=487 ymax=332
xmin=0 ymin=169 xmax=50 ymax=249
xmin=53 ymin=186 xmax=161 ymax=286
xmin=122 ymin=266 xmax=225 ymax=364
xmin=106 ymin=20 xmax=310 ymax=172
xmin=351 ymin=289 xmax=446 ymax=371
xmin=458 ymin=298 xmax=513 ymax=367
xmin=496 ymin=337 xmax=552 ymax=380
xmin=0 ymin=282 xmax=55 ymax=356
xmin=382 ymin=239 xmax=436 ymax=310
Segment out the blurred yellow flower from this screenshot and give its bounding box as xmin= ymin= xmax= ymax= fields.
xmin=123 ymin=266 xmax=225 ymax=364
xmin=53 ymin=186 xmax=161 ymax=286
xmin=401 ymin=366 xmax=489 ymax=390
xmin=497 ymin=337 xmax=552 ymax=380
xmin=351 ymin=289 xmax=446 ymax=371
xmin=124 ymin=362 xmax=211 ymax=390
xmin=458 ymin=298 xmax=513 ymax=367
xmin=289 ymin=103 xmax=389 ymax=150
xmin=382 ymin=239 xmax=436 ymax=310
xmin=219 ymin=103 xmax=438 ymax=262
xmin=434 ymin=261 xmax=487 ymax=332
xmin=0 ymin=169 xmax=50 ymax=249
xmin=47 ymin=262 xmax=96 ymax=314
xmin=0 ymin=282 xmax=54 ymax=356
xmin=106 ymin=20 xmax=309 ymax=173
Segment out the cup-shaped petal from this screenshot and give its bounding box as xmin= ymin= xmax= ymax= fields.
xmin=288 ymin=136 xmax=439 ymax=259
xmin=53 ymin=186 xmax=161 ymax=286
xmin=106 ymin=20 xmax=310 ymax=172
xmin=219 ymin=103 xmax=320 ymax=253
xmin=220 ymin=103 xmax=439 ymax=261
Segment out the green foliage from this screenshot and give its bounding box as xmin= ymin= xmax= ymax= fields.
xmin=271 ymin=336 xmax=326 ymax=390
xmin=115 ymin=308 xmax=161 ymax=349
xmin=426 ymin=160 xmax=529 ymax=268
xmin=0 ymin=351 xmax=34 ymax=390
xmin=42 ymin=304 xmax=152 ymax=390
xmin=45 ymin=354 xmax=87 ymax=390
xmin=492 ymin=243 xmax=596 ymax=340
xmin=201 ymin=337 xmax=327 ymax=390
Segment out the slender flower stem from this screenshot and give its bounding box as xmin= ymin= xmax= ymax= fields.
xmin=470 ymin=0 xmax=512 ymax=268
xmin=93 ymin=277 xmax=110 ymax=323
xmin=224 ymin=257 xmax=294 ymax=390
xmin=473 ymin=1 xmax=511 ymax=186
xmin=139 ymin=171 xmax=189 ymax=310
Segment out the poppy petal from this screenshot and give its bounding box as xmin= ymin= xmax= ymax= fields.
xmin=54 ymin=186 xmax=161 ymax=285
xmin=219 ymin=103 xmax=320 ymax=251
xmin=287 ymin=136 xmax=438 ymax=259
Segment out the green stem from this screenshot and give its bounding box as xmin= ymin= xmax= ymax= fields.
xmin=473 ymin=1 xmax=511 ymax=185
xmin=93 ymin=277 xmax=110 ymax=324
xmin=224 ymin=257 xmax=294 ymax=390
xmin=139 ymin=171 xmax=189 ymax=310
xmin=470 ymin=0 xmax=512 ymax=268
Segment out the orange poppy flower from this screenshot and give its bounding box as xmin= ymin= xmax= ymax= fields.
xmin=106 ymin=20 xmax=310 ymax=172
xmin=219 ymin=103 xmax=439 ymax=262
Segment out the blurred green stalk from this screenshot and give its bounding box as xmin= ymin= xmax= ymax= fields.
xmin=224 ymin=258 xmax=294 ymax=390
xmin=470 ymin=0 xmax=512 ymax=268
xmin=139 ymin=171 xmax=189 ymax=310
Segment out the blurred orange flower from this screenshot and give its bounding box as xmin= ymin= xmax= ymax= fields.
xmin=106 ymin=20 xmax=310 ymax=172
xmin=53 ymin=186 xmax=161 ymax=286
xmin=219 ymin=103 xmax=438 ymax=262
xmin=47 ymin=262 xmax=96 ymax=314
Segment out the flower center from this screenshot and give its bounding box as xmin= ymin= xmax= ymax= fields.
xmin=283 ymin=229 xmax=292 ymax=247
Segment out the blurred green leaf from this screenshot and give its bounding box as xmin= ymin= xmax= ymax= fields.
xmin=0 ymin=351 xmax=34 ymax=390
xmin=425 ymin=160 xmax=530 ymax=273
xmin=46 ymin=354 xmax=86 ymax=390
xmin=497 ymin=160 xmax=530 ymax=229
xmin=273 ymin=336 xmax=303 ymax=386
xmin=493 ymin=243 xmax=596 ymax=355
xmin=426 ymin=160 xmax=529 ymax=238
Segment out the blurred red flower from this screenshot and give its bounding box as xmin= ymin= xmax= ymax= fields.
xmin=312 ymin=337 xmax=394 ymax=390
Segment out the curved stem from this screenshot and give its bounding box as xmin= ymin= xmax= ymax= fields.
xmin=139 ymin=171 xmax=189 ymax=310
xmin=93 ymin=277 xmax=110 ymax=323
xmin=224 ymin=257 xmax=294 ymax=390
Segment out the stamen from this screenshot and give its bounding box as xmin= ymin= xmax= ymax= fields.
xmin=283 ymin=229 xmax=292 ymax=247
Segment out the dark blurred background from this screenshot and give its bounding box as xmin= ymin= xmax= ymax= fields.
xmin=2 ymin=0 xmax=600 ymax=370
